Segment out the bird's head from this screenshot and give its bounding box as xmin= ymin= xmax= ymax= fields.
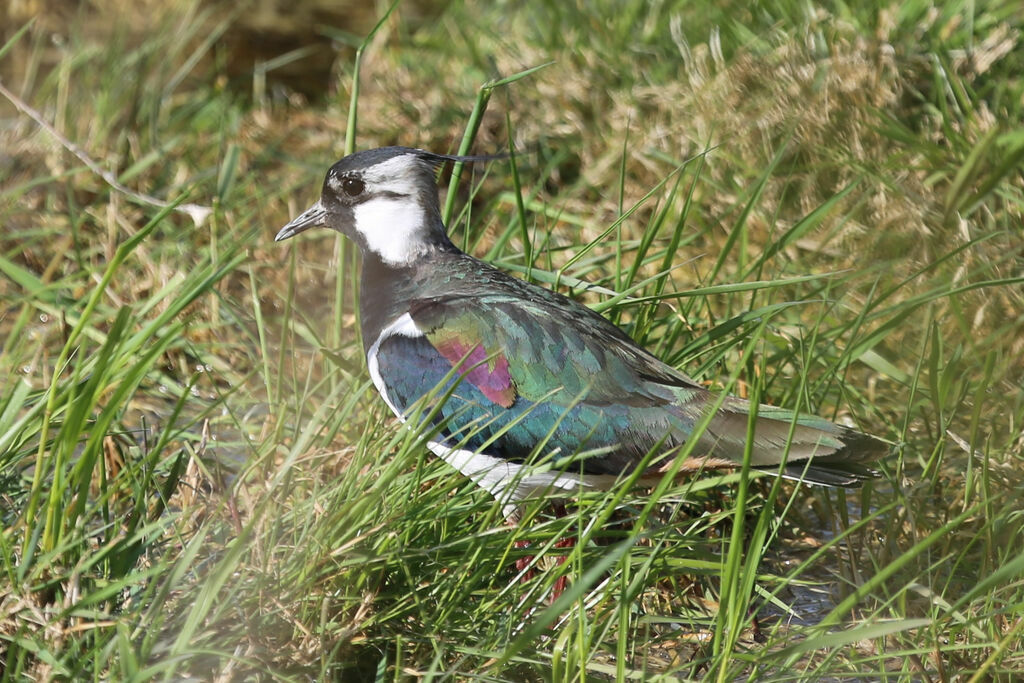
xmin=276 ymin=146 xmax=494 ymax=267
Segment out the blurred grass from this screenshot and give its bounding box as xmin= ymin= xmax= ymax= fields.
xmin=2 ymin=0 xmax=1023 ymax=679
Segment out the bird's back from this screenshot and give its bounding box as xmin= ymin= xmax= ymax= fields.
xmin=367 ymin=252 xmax=887 ymax=487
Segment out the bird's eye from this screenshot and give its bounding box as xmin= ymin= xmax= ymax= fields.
xmin=341 ymin=177 xmax=365 ymax=197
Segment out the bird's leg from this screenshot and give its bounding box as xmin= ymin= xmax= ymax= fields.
xmin=511 ymin=502 xmax=576 ymax=601
xmin=550 ymin=502 xmax=574 ymax=601
xmin=512 ymin=502 xmax=571 ymax=587
xmin=514 ymin=538 xmax=536 ymax=582
xmin=508 ymin=504 xmax=539 ymax=583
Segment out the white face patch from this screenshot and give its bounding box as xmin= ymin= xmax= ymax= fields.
xmin=347 ymin=154 xmax=434 ymax=267
xmin=352 ymin=196 xmax=429 ymax=266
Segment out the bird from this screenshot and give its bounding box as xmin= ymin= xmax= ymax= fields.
xmin=275 ymin=146 xmax=888 ymax=520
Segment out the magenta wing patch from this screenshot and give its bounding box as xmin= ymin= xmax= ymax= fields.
xmin=433 ymin=338 xmax=517 ymax=409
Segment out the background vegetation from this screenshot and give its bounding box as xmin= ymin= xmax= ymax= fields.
xmin=2 ymin=0 xmax=1022 ymax=679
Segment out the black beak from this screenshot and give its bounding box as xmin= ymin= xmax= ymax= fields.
xmin=275 ymin=201 xmax=327 ymax=241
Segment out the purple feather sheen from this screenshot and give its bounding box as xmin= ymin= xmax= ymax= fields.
xmin=434 ymin=338 xmax=517 ymax=409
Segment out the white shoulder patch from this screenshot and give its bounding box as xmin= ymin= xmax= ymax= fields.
xmin=366 ymin=312 xmax=424 ymax=417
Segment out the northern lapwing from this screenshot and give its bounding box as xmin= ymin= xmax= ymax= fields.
xmin=275 ymin=147 xmax=888 ymax=522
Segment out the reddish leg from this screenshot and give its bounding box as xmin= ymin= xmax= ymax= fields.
xmin=513 ymin=503 xmax=577 ymax=602
xmin=547 ymin=503 xmax=578 ymax=601
xmin=514 ymin=538 xmax=536 ymax=582
xmin=550 ymin=535 xmax=575 ymax=600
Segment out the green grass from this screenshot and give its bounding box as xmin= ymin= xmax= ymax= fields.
xmin=2 ymin=0 xmax=1023 ymax=679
